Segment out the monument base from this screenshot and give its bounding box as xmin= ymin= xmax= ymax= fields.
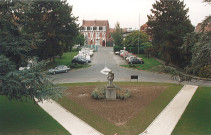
xmin=106 ymin=86 xmax=116 ymax=100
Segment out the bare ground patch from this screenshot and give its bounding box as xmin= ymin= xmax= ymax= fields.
xmin=64 ymin=85 xmax=167 ymax=126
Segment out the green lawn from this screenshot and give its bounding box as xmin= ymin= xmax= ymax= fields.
xmin=0 ymin=96 xmax=70 ymax=135
xmin=57 ymin=82 xmax=182 ymax=135
xmin=172 ymin=87 xmax=211 ymax=135
xmin=47 ymin=52 xmax=91 ymax=69
xmin=55 ymin=52 xmax=78 ymax=66
xmin=121 ymin=54 xmax=162 ymax=70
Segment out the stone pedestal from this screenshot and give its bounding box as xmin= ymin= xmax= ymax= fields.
xmin=106 ymin=86 xmax=116 ymax=100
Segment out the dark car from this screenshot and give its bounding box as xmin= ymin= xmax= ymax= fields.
xmin=128 ymin=58 xmax=144 ymax=64
xmin=72 ymin=57 xmax=88 ymax=65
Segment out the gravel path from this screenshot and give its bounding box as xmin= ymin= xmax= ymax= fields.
xmin=140 ymin=85 xmax=198 ymax=135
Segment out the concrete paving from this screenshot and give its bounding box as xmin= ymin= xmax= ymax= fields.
xmin=38 ymin=99 xmax=103 ymax=135
xmin=52 ymin=47 xmax=211 ymax=87
xmin=140 ymin=85 xmax=198 ymax=135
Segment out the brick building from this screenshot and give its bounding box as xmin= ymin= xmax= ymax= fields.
xmin=140 ymin=23 xmax=152 ymax=41
xmin=195 ymin=22 xmax=211 ymax=33
xmin=140 ymin=23 xmax=148 ymax=33
xmin=80 ymin=20 xmax=110 ymax=46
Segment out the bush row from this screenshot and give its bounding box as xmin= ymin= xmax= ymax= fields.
xmin=113 ymin=46 xmax=146 ymax=54
xmin=91 ymin=85 xmax=131 ymax=100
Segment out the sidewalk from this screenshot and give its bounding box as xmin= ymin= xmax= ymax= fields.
xmin=140 ymin=85 xmax=198 ymax=135
xmin=38 ymin=100 xmax=103 ymax=135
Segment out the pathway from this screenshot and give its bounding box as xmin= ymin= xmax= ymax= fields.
xmin=140 ymin=85 xmax=198 ymax=135
xmin=38 ymin=99 xmax=103 ymax=135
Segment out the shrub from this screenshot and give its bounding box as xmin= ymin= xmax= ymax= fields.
xmin=91 ymin=85 xmax=131 ymax=100
xmin=91 ymin=85 xmax=106 ymax=99
xmin=113 ymin=46 xmax=146 ymax=54
xmin=199 ymin=65 xmax=211 ymax=78
xmin=116 ymin=86 xmax=131 ymax=100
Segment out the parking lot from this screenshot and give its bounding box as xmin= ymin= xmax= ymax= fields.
xmin=52 ymin=46 xmax=211 ymax=87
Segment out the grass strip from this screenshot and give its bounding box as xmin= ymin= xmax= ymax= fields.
xmin=0 ymin=96 xmax=70 ymax=135
xmin=47 ymin=52 xmax=91 ymax=69
xmin=172 ymin=87 xmax=211 ymax=135
xmin=121 ymin=54 xmax=162 ymax=70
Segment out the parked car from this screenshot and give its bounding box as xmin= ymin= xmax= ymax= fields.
xmin=120 ymin=51 xmax=128 ymax=57
xmin=19 ymin=60 xmax=36 ymax=70
xmin=126 ymin=56 xmax=136 ymax=62
xmin=124 ymin=52 xmax=133 ymax=60
xmin=48 ymin=65 xmax=70 ymax=75
xmin=114 ymin=51 xmax=120 ymax=55
xmin=74 ymin=55 xmax=91 ymax=63
xmin=128 ymin=58 xmax=144 ymax=64
xmin=72 ymin=57 xmax=88 ymax=65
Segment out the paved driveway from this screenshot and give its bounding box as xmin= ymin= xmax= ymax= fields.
xmin=52 ymin=46 xmax=211 ymax=87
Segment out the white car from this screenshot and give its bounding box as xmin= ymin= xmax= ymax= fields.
xmin=126 ymin=56 xmax=136 ymax=62
xmin=114 ymin=51 xmax=120 ymax=55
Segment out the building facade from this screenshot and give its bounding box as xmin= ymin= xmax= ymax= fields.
xmin=195 ymin=22 xmax=211 ymax=33
xmin=80 ymin=20 xmax=110 ymax=46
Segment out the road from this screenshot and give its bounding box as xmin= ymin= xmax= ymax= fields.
xmin=52 ymin=46 xmax=211 ymax=87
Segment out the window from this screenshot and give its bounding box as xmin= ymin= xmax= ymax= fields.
xmin=81 ymin=27 xmax=85 ymax=31
xmin=99 ymin=27 xmax=103 ymax=30
xmin=87 ymin=27 xmax=90 ymax=31
xmin=93 ymin=27 xmax=97 ymax=30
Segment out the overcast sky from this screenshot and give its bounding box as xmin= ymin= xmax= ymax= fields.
xmin=67 ymin=0 xmax=211 ymax=28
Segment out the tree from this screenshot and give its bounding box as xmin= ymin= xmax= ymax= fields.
xmin=182 ymin=16 xmax=211 ymax=77
xmin=73 ymin=33 xmax=85 ymax=46
xmin=112 ymin=22 xmax=123 ymax=46
xmin=27 ymin=0 xmax=78 ymax=62
xmin=180 ymin=0 xmax=211 ymax=78
xmin=204 ymin=0 xmax=211 ymax=3
xmin=147 ymin=0 xmax=194 ymax=66
xmin=123 ymin=30 xmax=149 ymax=47
xmin=0 ymin=0 xmax=62 ymax=103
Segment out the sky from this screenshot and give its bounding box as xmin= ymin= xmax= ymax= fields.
xmin=67 ymin=0 xmax=211 ymax=28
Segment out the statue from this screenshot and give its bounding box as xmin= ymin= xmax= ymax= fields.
xmin=107 ymin=71 xmax=114 ymax=86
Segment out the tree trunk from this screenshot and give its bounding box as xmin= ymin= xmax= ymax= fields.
xmin=53 ymin=56 xmax=55 ymax=63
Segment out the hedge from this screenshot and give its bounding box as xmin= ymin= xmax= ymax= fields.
xmin=113 ymin=46 xmax=146 ymax=54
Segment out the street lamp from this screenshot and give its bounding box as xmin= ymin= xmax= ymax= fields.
xmin=138 ymin=14 xmax=140 ymax=54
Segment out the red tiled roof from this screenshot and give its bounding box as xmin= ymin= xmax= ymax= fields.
xmin=140 ymin=23 xmax=148 ymax=31
xmin=82 ymin=20 xmax=109 ymax=27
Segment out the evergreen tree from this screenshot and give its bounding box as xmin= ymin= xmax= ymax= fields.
xmin=112 ymin=22 xmax=123 ymax=46
xmin=147 ymin=0 xmax=194 ymax=66
xmin=27 ymin=0 xmax=78 ymax=62
xmin=181 ymin=0 xmax=211 ymax=78
xmin=0 ymin=0 xmax=62 ymax=103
